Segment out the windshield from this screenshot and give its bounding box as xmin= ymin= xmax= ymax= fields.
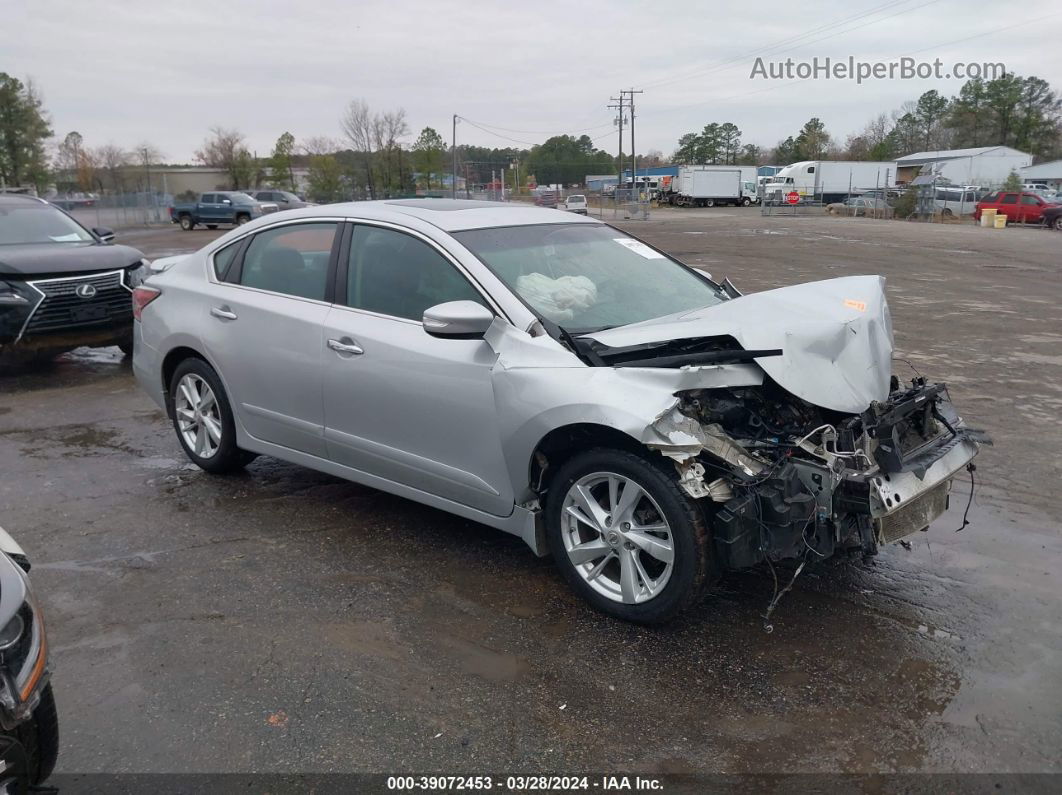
xmin=453 ymin=223 xmax=723 ymax=331
xmin=0 ymin=203 xmax=95 ymax=245
xmin=225 ymin=193 xmax=256 ymax=203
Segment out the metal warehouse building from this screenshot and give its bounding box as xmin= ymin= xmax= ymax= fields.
xmin=1021 ymin=159 xmax=1062 ymax=190
xmin=896 ymin=146 xmax=1032 ymax=188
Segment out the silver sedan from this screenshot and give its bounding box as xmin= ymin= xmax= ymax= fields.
xmin=132 ymin=199 xmax=983 ymax=623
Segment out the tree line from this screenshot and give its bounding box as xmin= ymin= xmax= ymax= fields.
xmin=2 ymin=70 xmax=1059 ymax=201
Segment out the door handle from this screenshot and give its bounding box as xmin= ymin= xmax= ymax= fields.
xmin=327 ymin=338 xmax=364 ymax=355
xmin=211 ymin=306 xmax=238 ymax=320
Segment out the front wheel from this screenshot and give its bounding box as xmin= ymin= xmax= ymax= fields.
xmin=741 ymin=197 xmax=752 ymax=206
xmin=1053 ymin=216 xmax=1062 ymax=231
xmin=168 ymin=358 xmax=256 ymax=474
xmin=236 ymin=214 xmax=251 ymax=225
xmin=2 ymin=683 xmax=59 ymax=785
xmin=545 ymin=449 xmax=714 ymax=624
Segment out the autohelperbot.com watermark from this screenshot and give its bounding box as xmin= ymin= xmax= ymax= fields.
xmin=750 ymin=56 xmax=1006 ymax=83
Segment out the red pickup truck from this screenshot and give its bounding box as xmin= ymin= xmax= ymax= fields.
xmin=974 ymin=191 xmax=1059 ymax=225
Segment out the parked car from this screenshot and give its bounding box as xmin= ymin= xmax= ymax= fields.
xmin=973 ymin=191 xmax=1059 ymax=225
xmin=170 ymin=192 xmax=279 ymax=231
xmin=1041 ymin=205 xmax=1062 ymax=231
xmin=133 ymin=199 xmax=986 ymax=624
xmin=826 ymin=197 xmax=891 ymax=216
xmin=564 ymin=194 xmax=588 ymax=214
xmin=0 ymin=194 xmax=148 ymax=363
xmin=249 ymin=189 xmax=311 ymax=211
xmin=47 ymin=193 xmax=98 ymax=210
xmin=0 ymin=524 xmax=59 ymax=790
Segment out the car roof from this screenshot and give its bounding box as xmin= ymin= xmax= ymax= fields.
xmin=264 ymin=199 xmax=600 ymax=232
xmin=0 ymin=194 xmax=50 ymax=207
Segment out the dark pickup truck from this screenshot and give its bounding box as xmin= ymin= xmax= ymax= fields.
xmin=170 ymin=191 xmax=278 ymax=231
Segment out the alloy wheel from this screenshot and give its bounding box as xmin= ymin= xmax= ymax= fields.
xmin=174 ymin=373 xmax=222 ymax=459
xmin=560 ymin=472 xmax=675 ymax=604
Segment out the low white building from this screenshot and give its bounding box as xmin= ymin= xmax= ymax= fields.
xmin=896 ymin=146 xmax=1033 ymax=189
xmin=1021 ymin=159 xmax=1062 ymax=190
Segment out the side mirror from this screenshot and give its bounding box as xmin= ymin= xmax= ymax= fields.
xmin=423 ymin=300 xmax=494 ymax=339
xmin=93 ymin=227 xmax=116 ymax=243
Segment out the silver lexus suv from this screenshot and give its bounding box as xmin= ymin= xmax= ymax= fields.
xmin=133 ymin=200 xmax=985 ymax=624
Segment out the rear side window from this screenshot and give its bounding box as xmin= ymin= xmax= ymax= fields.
xmin=1001 ymin=194 xmax=1018 ymax=204
xmin=239 ymin=222 xmax=337 ymax=301
xmin=1021 ymin=195 xmax=1041 ymax=205
xmin=201 ymin=194 xmax=215 ymax=204
xmin=212 ymin=241 xmax=241 ymax=279
xmin=345 ymin=225 xmax=487 ymax=321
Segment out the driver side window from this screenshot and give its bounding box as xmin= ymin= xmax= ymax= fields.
xmin=344 ymin=225 xmax=487 ymax=321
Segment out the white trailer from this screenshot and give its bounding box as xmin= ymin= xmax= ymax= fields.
xmin=667 ymin=165 xmax=758 ymax=207
xmin=764 ymin=161 xmax=897 ymax=203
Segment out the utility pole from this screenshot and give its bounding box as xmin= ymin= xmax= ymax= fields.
xmin=608 ymin=95 xmax=625 ymax=194
xmin=452 ymin=114 xmax=458 ymax=199
xmin=621 ymin=89 xmax=643 ymax=200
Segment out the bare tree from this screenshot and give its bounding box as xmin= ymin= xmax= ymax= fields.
xmin=195 ymin=127 xmax=254 ymax=189
xmin=94 ymin=144 xmax=129 ymax=193
xmin=131 ymin=142 xmax=163 ymax=193
xmin=340 ymin=99 xmax=376 ymax=198
xmin=301 ymin=136 xmax=340 ymax=156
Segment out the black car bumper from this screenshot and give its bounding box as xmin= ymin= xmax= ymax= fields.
xmin=0 ymin=270 xmax=134 ymax=358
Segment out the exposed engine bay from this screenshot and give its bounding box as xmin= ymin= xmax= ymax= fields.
xmin=653 ymin=374 xmax=990 ymax=569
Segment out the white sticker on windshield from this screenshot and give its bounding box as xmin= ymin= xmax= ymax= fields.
xmin=613 ymin=238 xmax=664 ymax=259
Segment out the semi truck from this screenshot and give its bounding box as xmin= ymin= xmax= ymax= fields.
xmin=661 ymin=165 xmax=759 ymax=207
xmin=763 ymin=161 xmax=897 ymax=204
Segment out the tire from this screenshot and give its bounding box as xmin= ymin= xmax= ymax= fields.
xmin=1053 ymin=216 xmax=1062 ymax=231
xmin=179 ymin=215 xmax=194 ymax=231
xmin=168 ymin=357 xmax=256 ymax=474
xmin=741 ymin=197 xmax=751 ymax=206
xmin=236 ymin=214 xmax=251 ymax=225
xmin=117 ymin=340 xmax=133 ymax=357
xmin=704 ymin=199 xmax=715 ymax=208
xmin=545 ymin=448 xmax=714 ymax=624
xmin=3 ymin=682 xmax=59 ymax=785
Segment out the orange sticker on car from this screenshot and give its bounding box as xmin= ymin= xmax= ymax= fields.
xmin=844 ymin=299 xmax=867 ymax=312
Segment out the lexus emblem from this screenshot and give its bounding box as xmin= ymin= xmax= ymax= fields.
xmin=75 ymin=283 xmax=97 ymax=299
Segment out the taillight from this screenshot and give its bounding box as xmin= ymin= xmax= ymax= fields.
xmin=132 ymin=286 xmax=161 ymax=321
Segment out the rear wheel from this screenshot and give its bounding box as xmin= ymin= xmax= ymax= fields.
xmin=704 ymin=199 xmax=715 ymax=208
xmin=546 ymin=449 xmax=714 ymax=624
xmin=168 ymin=358 xmax=256 ymax=473
xmin=1053 ymin=216 xmax=1062 ymax=231
xmin=179 ymin=215 xmax=194 ymax=231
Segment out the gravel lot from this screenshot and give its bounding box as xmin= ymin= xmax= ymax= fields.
xmin=1 ymin=209 xmax=1059 ymax=778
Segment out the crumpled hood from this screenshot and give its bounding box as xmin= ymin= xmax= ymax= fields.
xmin=582 ymin=275 xmax=894 ymax=413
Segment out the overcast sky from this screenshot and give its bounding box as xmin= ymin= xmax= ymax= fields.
xmin=8 ymin=0 xmax=1062 ymax=162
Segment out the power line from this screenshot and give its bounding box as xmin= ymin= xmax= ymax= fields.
xmin=640 ymin=0 xmax=935 ymax=92
xmin=457 ymin=117 xmax=614 ymax=136
xmin=650 ymin=10 xmax=1062 ymax=119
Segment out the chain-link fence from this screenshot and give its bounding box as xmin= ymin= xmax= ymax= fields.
xmin=59 ymin=192 xmax=173 ymax=230
xmin=587 ymin=189 xmax=650 ymax=220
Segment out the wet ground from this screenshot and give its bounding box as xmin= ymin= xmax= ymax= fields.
xmin=0 ymin=212 xmax=1059 ymax=776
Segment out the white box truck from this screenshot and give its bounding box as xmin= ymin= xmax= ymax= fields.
xmin=665 ymin=165 xmax=759 ymax=207
xmin=764 ymin=161 xmax=897 ymax=204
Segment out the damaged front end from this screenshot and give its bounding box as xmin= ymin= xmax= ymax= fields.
xmin=645 ymin=375 xmax=989 ymax=569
